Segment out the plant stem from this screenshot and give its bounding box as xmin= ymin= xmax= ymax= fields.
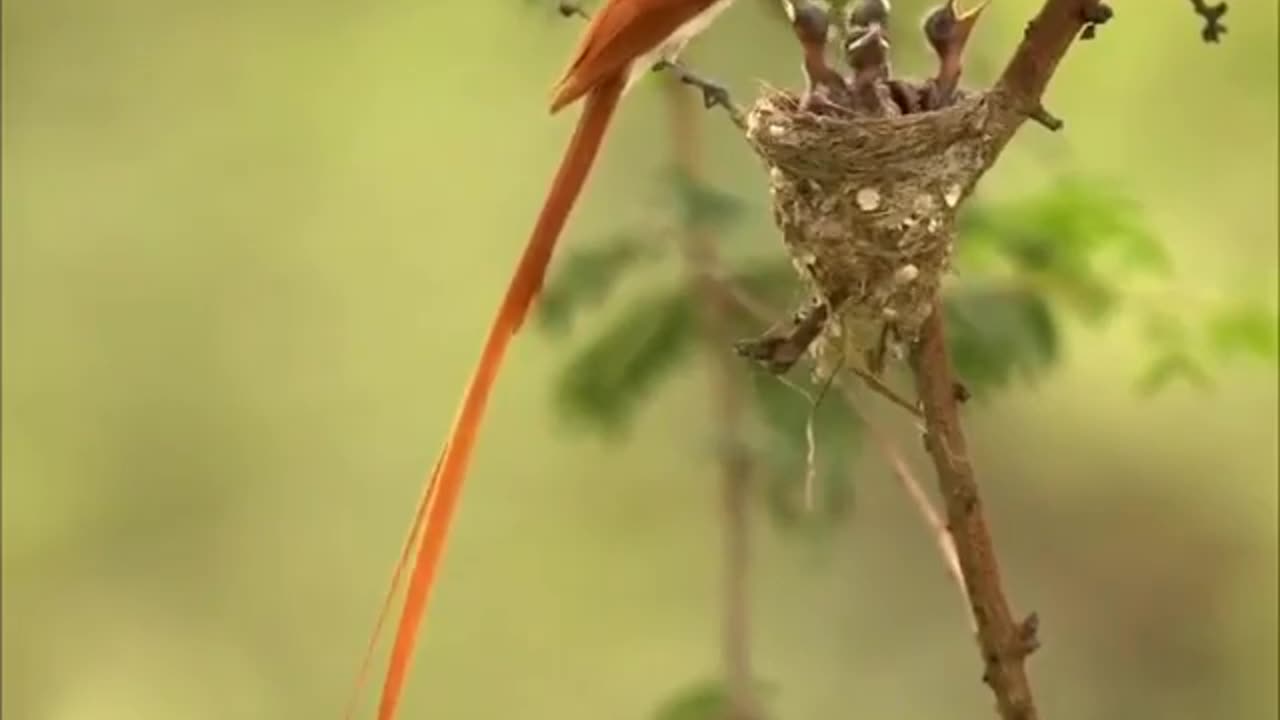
xmin=665 ymin=76 xmax=758 ymax=720
xmin=912 ymin=305 xmax=1040 ymax=720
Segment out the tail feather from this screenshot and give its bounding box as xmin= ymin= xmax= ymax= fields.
xmin=346 ymin=71 xmax=627 ymax=720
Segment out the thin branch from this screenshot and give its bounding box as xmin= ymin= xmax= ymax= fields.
xmin=709 ymin=269 xmax=971 ymax=624
xmin=836 ymin=384 xmax=975 ymax=633
xmin=555 ymin=0 xmax=589 ymax=19
xmin=1188 ymin=0 xmax=1228 ymax=42
xmin=703 ymin=272 xmax=968 ymax=624
xmin=732 ymin=295 xmax=834 ymax=374
xmin=665 ymin=78 xmax=760 ymax=720
xmin=994 ymin=0 xmax=1112 ymax=146
xmin=704 ymin=275 xmax=923 ymax=419
xmin=849 ymin=367 xmax=924 ymax=420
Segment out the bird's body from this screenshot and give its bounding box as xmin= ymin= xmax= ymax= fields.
xmin=638 ymin=0 xmax=737 ymax=85
xmin=846 ymin=20 xmax=895 ymax=115
xmin=921 ymin=0 xmax=987 ymax=108
xmin=347 ymin=2 xmax=740 ymax=719
xmin=552 ymin=0 xmax=736 ymax=111
xmin=784 ymin=0 xmax=852 ymax=111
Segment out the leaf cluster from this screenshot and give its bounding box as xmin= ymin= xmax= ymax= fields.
xmin=535 ymin=171 xmax=1277 ymax=530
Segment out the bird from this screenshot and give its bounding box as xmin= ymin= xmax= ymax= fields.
xmin=782 ymin=0 xmax=853 ymax=111
xmin=845 ymin=0 xmax=892 ymax=35
xmin=921 ymin=0 xmax=988 ymax=108
xmin=344 ymin=2 xmax=742 ymax=720
xmin=846 ymin=18 xmax=896 ymax=115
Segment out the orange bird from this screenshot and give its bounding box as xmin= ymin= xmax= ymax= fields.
xmin=347 ymin=1 xmax=740 ymax=718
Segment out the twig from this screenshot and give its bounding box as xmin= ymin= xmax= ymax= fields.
xmin=665 ymin=78 xmax=760 ymax=720
xmin=997 ymin=0 xmax=1110 ymax=105
xmin=707 ymin=277 xmax=923 ymax=419
xmin=849 ymin=367 xmax=924 ymax=419
xmin=732 ymin=295 xmax=834 ymax=374
xmin=555 ymin=0 xmax=589 ymax=19
xmin=1188 ymin=0 xmax=1228 ymax=42
xmin=836 ymin=384 xmax=974 ymax=633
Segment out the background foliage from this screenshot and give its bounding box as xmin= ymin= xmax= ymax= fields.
xmin=3 ymin=1 xmax=1277 ymax=719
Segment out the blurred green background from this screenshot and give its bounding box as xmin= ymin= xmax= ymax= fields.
xmin=3 ymin=1 xmax=1277 ymax=718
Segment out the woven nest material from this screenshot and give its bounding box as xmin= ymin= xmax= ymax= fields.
xmin=745 ymin=87 xmax=996 ymax=374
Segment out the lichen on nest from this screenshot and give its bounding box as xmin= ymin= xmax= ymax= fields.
xmin=744 ymin=86 xmax=997 ymax=375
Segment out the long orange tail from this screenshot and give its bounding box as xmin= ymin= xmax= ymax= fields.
xmin=347 ymin=71 xmax=627 ymax=720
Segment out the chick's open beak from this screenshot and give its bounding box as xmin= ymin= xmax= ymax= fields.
xmin=945 ymin=0 xmax=988 ymax=52
xmin=847 ymin=22 xmax=889 ymax=71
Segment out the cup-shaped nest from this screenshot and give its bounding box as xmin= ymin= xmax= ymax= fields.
xmin=745 ymin=88 xmax=995 ymax=371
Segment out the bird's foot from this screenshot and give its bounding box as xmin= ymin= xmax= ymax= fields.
xmin=653 ymin=60 xmax=746 ymax=127
xmin=653 ymin=60 xmax=728 ymax=109
xmin=556 ymin=1 xmax=589 ymax=19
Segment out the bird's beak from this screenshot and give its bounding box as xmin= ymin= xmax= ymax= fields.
xmin=946 ymin=0 xmax=988 ymax=50
xmin=847 ymin=22 xmax=888 ymax=54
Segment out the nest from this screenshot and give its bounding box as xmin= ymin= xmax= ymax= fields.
xmin=744 ymin=87 xmax=997 ymax=375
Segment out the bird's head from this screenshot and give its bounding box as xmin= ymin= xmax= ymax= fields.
xmin=921 ymin=0 xmax=987 ymax=64
xmin=846 ymin=21 xmax=890 ymax=75
xmin=845 ymin=0 xmax=892 ymax=36
xmin=782 ymin=0 xmax=835 ymax=48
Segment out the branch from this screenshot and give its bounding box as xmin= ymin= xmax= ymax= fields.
xmin=707 ymin=273 xmax=970 ymax=625
xmin=969 ymin=0 xmax=1112 ymax=141
xmin=707 ymin=277 xmax=923 ymax=419
xmin=837 ymin=384 xmax=974 ymax=632
xmin=937 ymin=7 xmax=1132 ymax=712
xmin=665 ymin=78 xmax=760 ymax=720
xmin=1188 ymin=0 xmax=1228 ymax=43
xmin=900 ymin=4 xmax=1121 ymax=717
xmin=997 ymin=0 xmax=1112 ymax=107
xmin=912 ymin=307 xmax=1041 ymax=720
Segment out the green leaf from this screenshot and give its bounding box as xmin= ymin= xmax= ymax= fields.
xmin=1141 ymin=309 xmax=1190 ymax=348
xmin=537 ymin=232 xmax=661 ymax=335
xmin=666 ymin=167 xmax=748 ymax=232
xmin=944 ymin=287 xmax=1059 ymax=395
xmin=652 ymin=678 xmax=776 ymax=720
xmin=1205 ymin=301 xmax=1280 ymax=361
xmin=957 ymin=176 xmax=1168 ymax=323
xmin=1133 ymin=309 xmax=1215 ymax=395
xmin=724 ymin=259 xmax=806 ymax=311
xmin=748 ymin=370 xmax=861 ymax=530
xmin=1134 ymin=350 xmax=1214 ymax=395
xmin=652 ymin=680 xmax=726 ymax=720
xmin=553 ymin=286 xmax=698 ymax=435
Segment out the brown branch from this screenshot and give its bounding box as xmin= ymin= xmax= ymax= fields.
xmin=895 ymin=4 xmax=1118 ymax=718
xmin=707 ymin=277 xmax=923 ymax=419
xmin=911 ymin=307 xmax=1040 ymax=720
xmin=1188 ymin=0 xmax=1228 ymax=42
xmin=994 ymin=0 xmax=1111 ymax=140
xmin=732 ymin=296 xmax=833 ymax=374
xmin=665 ymin=78 xmax=760 ymax=720
xmin=707 ymin=269 xmax=971 ymax=625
